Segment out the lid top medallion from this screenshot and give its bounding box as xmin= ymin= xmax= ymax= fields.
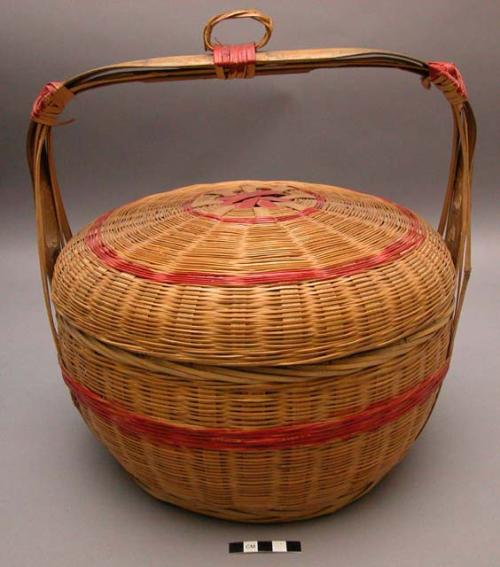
xmin=185 ymin=182 xmax=324 ymax=224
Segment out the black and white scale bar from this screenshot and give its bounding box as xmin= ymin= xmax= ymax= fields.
xmin=229 ymin=541 xmax=301 ymax=554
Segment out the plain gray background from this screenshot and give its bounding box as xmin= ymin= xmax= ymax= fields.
xmin=1 ymin=1 xmax=499 ymax=566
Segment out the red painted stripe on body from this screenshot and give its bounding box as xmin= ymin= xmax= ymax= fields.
xmin=63 ymin=363 xmax=447 ymax=451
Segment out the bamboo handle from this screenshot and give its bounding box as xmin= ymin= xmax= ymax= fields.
xmin=27 ymin=10 xmax=476 ymax=351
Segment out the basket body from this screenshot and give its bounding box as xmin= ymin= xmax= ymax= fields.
xmin=51 ymin=180 xmax=455 ymax=522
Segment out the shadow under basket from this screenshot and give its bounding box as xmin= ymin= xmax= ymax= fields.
xmin=28 ymin=10 xmax=475 ymax=522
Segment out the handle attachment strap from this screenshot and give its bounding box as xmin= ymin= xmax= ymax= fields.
xmin=31 ymin=81 xmax=74 ymax=126
xmin=423 ymin=61 xmax=468 ymax=104
xmin=213 ymin=43 xmax=256 ymax=79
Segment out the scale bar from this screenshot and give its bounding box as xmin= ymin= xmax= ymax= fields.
xmin=229 ymin=540 xmax=301 ymax=553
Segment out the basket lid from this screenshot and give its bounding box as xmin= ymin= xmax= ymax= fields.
xmin=52 ymin=180 xmax=455 ymax=366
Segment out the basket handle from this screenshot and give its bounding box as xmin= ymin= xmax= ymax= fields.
xmin=27 ymin=9 xmax=476 ymax=351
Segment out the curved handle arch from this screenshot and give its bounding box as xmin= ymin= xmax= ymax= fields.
xmin=27 ymin=14 xmax=476 ymax=353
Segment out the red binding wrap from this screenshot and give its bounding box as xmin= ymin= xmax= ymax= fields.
xmin=213 ymin=42 xmax=256 ymax=78
xmin=62 ymin=363 xmax=448 ymax=451
xmin=31 ymin=81 xmax=74 ymax=125
xmin=31 ymin=81 xmax=63 ymax=118
xmin=427 ymin=61 xmax=468 ymax=101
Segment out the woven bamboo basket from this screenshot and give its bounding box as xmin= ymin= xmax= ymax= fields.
xmin=28 ymin=10 xmax=476 ymax=522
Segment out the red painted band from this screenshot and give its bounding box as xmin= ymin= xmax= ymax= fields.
xmin=62 ymin=363 xmax=448 ymax=451
xmin=85 ymin=204 xmax=424 ymax=286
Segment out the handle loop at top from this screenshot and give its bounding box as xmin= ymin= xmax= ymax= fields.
xmin=203 ymin=9 xmax=273 ymax=51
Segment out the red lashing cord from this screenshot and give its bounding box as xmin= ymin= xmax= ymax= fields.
xmin=428 ymin=61 xmax=468 ymax=99
xmin=213 ymin=42 xmax=256 ymax=79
